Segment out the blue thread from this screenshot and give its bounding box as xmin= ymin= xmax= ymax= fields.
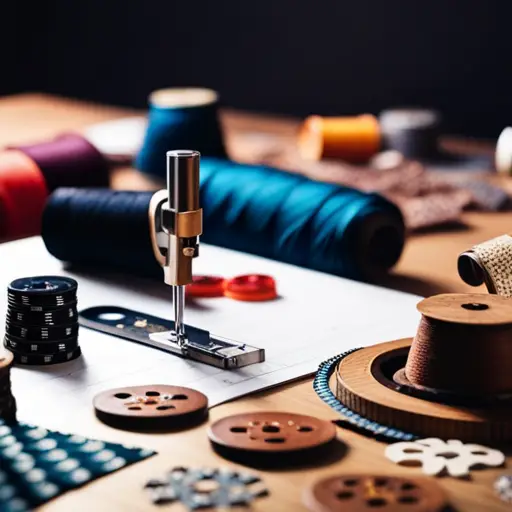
xmin=42 ymin=189 xmax=161 ymax=278
xmin=199 ymin=158 xmax=404 ymax=280
xmin=136 ymin=98 xmax=226 ymax=178
xmin=42 ymin=159 xmax=404 ymax=280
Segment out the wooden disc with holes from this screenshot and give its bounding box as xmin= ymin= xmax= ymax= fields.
xmin=417 ymin=293 xmax=512 ymax=324
xmin=93 ymin=385 xmax=208 ymax=431
xmin=0 ymin=349 xmax=14 ymax=373
xmin=208 ymin=412 xmax=337 ymax=466
xmin=335 ymin=339 xmax=512 ymax=443
xmin=304 ymin=474 xmax=448 ymax=512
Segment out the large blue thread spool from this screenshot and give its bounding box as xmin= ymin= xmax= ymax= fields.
xmin=135 ymin=88 xmax=227 ymax=178
xmin=42 ymin=159 xmax=404 ymax=281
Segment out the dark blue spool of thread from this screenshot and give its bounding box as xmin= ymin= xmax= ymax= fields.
xmin=42 ymin=160 xmax=404 ymax=281
xmin=42 ymin=189 xmax=161 ymax=278
xmin=135 ymin=88 xmax=227 ymax=178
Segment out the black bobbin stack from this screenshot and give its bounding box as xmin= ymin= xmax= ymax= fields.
xmin=4 ymin=276 xmax=82 ymax=365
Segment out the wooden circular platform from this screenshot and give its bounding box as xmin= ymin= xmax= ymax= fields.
xmin=335 ymin=338 xmax=512 ymax=443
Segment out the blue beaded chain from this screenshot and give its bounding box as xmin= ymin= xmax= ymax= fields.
xmin=313 ymin=349 xmax=418 ymax=443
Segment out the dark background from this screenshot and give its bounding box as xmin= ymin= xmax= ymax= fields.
xmin=2 ymin=1 xmax=510 ymax=136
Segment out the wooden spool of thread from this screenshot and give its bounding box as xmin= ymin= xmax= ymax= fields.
xmin=298 ymin=114 xmax=381 ymax=163
xmin=335 ymin=293 xmax=512 ymax=442
xmin=403 ymin=293 xmax=512 ymax=396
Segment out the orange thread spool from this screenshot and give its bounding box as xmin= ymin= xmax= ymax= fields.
xmin=298 ymin=114 xmax=381 ymax=163
xmin=0 ymin=150 xmax=48 ymax=240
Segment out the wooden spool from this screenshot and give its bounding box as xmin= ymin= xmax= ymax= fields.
xmin=334 ymin=293 xmax=512 ymax=443
xmin=336 ymin=339 xmax=512 ymax=443
xmin=404 ymin=293 xmax=512 ymax=396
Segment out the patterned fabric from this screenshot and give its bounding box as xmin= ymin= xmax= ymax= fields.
xmin=240 ymin=140 xmax=506 ymax=231
xmin=0 ymin=419 xmax=155 ymax=511
xmin=471 ymin=234 xmax=512 ymax=297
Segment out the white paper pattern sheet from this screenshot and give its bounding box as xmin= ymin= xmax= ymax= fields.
xmin=1 ymin=237 xmax=422 ymax=431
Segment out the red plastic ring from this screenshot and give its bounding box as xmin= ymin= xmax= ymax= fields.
xmin=223 ymin=274 xmax=277 ymax=302
xmin=186 ymin=275 xmax=226 ymax=298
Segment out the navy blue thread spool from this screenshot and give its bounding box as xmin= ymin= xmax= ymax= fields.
xmin=42 ymin=189 xmax=161 ymax=278
xmin=135 ymin=88 xmax=227 ymax=178
xmin=42 ymin=159 xmax=404 ymax=281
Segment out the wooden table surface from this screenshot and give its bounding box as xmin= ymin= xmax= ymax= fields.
xmin=0 ymin=93 xmax=510 ymax=511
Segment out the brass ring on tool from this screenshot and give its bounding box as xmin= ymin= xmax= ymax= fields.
xmin=335 ymin=338 xmax=512 ymax=443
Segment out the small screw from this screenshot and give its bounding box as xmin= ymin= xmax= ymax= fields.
xmin=183 ymin=247 xmax=195 ymax=257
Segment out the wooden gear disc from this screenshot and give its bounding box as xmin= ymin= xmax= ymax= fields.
xmin=335 ymin=339 xmax=512 ymax=443
xmin=208 ymin=411 xmax=338 ymax=467
xmin=0 ymin=349 xmax=13 ymax=373
xmin=303 ymin=474 xmax=448 ymax=512
xmin=93 ymin=385 xmax=208 ymax=431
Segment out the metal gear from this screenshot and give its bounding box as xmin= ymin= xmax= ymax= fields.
xmin=145 ymin=466 xmax=269 ymax=510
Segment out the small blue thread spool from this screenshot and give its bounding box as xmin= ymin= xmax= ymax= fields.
xmin=136 ymin=88 xmax=227 ymax=178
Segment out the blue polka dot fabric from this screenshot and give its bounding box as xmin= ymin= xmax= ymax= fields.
xmin=0 ymin=419 xmax=155 ymax=511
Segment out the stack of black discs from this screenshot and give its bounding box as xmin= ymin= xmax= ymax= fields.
xmin=4 ymin=276 xmax=82 ymax=365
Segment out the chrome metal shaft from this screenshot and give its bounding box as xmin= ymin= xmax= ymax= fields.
xmin=164 ymin=150 xmax=202 ymax=347
xmin=172 ymin=285 xmax=186 ymax=346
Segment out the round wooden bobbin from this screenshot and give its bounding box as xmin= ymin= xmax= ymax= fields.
xmin=0 ymin=349 xmax=16 ymax=422
xmin=335 ymin=339 xmax=512 ymax=443
xmin=406 ymin=293 xmax=512 ymax=396
xmin=93 ymin=385 xmax=208 ymax=431
xmin=0 ymin=349 xmax=13 ymax=374
xmin=303 ymin=474 xmax=448 ymax=512
xmin=208 ymin=411 xmax=338 ymax=467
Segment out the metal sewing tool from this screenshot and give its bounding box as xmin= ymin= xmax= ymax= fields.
xmin=146 ymin=150 xmax=264 ymax=369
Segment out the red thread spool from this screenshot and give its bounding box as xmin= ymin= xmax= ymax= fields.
xmin=186 ymin=275 xmax=226 ymax=298
xmin=223 ymin=274 xmax=277 ymax=302
xmin=0 ymin=150 xmax=48 ymax=239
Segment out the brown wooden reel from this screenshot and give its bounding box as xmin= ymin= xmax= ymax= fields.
xmin=405 ymin=293 xmax=512 ymax=396
xmin=334 ymin=293 xmax=512 ymax=443
xmin=335 ymin=339 xmax=512 ymax=443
